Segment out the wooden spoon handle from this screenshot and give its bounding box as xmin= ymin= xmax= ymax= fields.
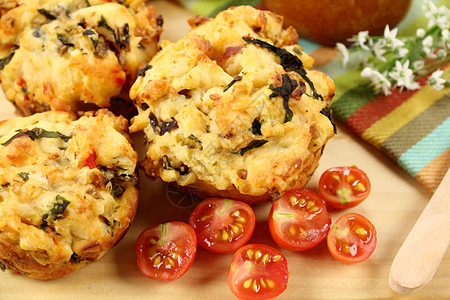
xmin=389 ymin=168 xmax=450 ymax=294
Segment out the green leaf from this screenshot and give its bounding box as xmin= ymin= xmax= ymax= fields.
xmin=1 ymin=128 xmax=71 ymax=146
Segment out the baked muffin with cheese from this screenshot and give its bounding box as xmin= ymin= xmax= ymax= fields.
xmin=130 ymin=6 xmax=336 ymax=204
xmin=0 ymin=109 xmax=138 ymax=279
xmin=0 ymin=0 xmax=162 ymax=116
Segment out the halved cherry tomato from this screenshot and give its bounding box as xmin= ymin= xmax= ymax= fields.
xmin=319 ymin=166 xmax=371 ymax=209
xmin=189 ymin=198 xmax=255 ymax=254
xmin=268 ymin=188 xmax=331 ymax=251
xmin=228 ymin=244 xmax=289 ymax=300
xmin=327 ymin=213 xmax=377 ymax=263
xmin=136 ymin=221 xmax=197 ymax=281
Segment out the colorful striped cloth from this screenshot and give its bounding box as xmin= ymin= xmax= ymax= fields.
xmin=177 ymin=0 xmax=450 ymax=192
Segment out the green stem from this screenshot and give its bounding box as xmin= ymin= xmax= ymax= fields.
xmin=424 ymin=24 xmax=440 ymax=37
xmin=377 ymin=55 xmax=398 ymax=73
xmin=414 ymin=57 xmax=450 ymax=80
xmin=422 ymin=56 xmax=450 ymax=70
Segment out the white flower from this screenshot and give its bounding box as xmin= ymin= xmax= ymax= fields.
xmin=416 ymin=28 xmax=426 ymax=38
xmin=423 ymin=0 xmax=450 ymax=30
xmin=336 ymin=0 xmax=449 ymax=96
xmin=396 ymin=47 xmax=410 ymax=57
xmin=423 ymin=35 xmax=434 ymax=47
xmin=422 ymin=36 xmax=436 ymax=58
xmin=374 ymin=71 xmax=392 ymax=95
xmin=372 ymin=39 xmax=387 ymax=61
xmin=349 ymin=31 xmax=370 ymax=50
xmin=440 ymin=29 xmax=450 ymax=49
xmin=383 ymin=25 xmax=405 ymax=50
xmin=428 ymin=70 xmax=446 ymax=91
xmin=435 ymin=5 xmax=450 ymax=30
xmin=336 ymin=43 xmax=349 ymax=67
xmin=361 ymin=67 xmax=374 ymax=78
xmin=361 ymin=67 xmax=392 ymax=95
xmin=388 ymin=60 xmax=421 ymax=91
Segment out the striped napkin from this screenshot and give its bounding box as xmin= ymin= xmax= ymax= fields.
xmin=177 ymin=0 xmax=450 ymax=192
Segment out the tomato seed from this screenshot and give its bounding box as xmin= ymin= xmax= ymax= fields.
xmin=272 ymin=255 xmax=282 ymax=262
xmin=261 ymin=253 xmax=270 ymax=264
xmin=309 ymin=205 xmax=319 ymax=213
xmin=346 ymin=174 xmax=355 ymax=183
xmin=269 ymin=279 xmax=276 ymax=288
xmin=222 ymin=230 xmax=230 ymax=242
xmin=252 ymin=279 xmax=259 ymax=292
xmin=355 ymin=227 xmax=367 ymax=238
xmin=235 ymin=223 xmax=244 ymax=229
xmin=243 ymin=279 xmax=252 ymax=289
xmin=153 ymin=255 xmax=162 ymax=266
xmin=289 ymin=196 xmax=299 ymax=206
xmin=260 ymin=278 xmax=267 ymax=289
xmin=289 ymin=225 xmax=296 ymax=236
xmin=231 ymin=210 xmax=241 ymax=217
xmin=231 ymin=224 xmax=240 ymax=234
xmin=165 ymin=257 xmax=175 ymax=267
xmin=354 ymin=182 xmax=365 ymax=191
xmin=236 ymin=217 xmax=246 ymax=223
xmin=200 ymin=215 xmax=210 ymax=222
xmin=299 ymin=198 xmax=306 ymax=206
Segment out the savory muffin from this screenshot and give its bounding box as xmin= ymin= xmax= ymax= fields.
xmin=130 ymin=5 xmax=336 ymax=204
xmin=0 ymin=0 xmax=162 ymax=116
xmin=0 ymin=109 xmax=138 ymax=279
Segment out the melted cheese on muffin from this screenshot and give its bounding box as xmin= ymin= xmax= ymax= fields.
xmin=130 ymin=6 xmax=335 ymax=203
xmin=0 ymin=109 xmax=138 ymax=279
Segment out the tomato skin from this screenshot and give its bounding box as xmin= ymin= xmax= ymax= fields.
xmin=228 ymin=244 xmax=289 ymax=300
xmin=189 ymin=198 xmax=255 ymax=254
xmin=136 ymin=221 xmax=197 ymax=281
xmin=327 ymin=213 xmax=377 ymax=263
xmin=319 ymin=166 xmax=371 ymax=209
xmin=82 ymin=150 xmax=97 ymax=169
xmin=268 ymin=188 xmax=331 ymax=251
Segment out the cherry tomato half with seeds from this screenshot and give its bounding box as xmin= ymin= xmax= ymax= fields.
xmin=327 ymin=213 xmax=377 ymax=263
xmin=319 ymin=166 xmax=371 ymax=209
xmin=268 ymin=188 xmax=331 ymax=251
xmin=228 ymin=244 xmax=289 ymax=300
xmin=136 ymin=221 xmax=197 ymax=281
xmin=189 ymin=198 xmax=255 ymax=254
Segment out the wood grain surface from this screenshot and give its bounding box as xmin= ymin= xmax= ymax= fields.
xmin=1 ymin=1 xmax=449 ymax=299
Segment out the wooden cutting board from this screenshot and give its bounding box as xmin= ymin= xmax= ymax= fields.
xmin=1 ymin=1 xmax=449 ymax=299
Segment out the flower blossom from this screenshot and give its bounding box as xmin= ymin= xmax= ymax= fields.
xmin=423 ymin=0 xmax=450 ymax=30
xmin=336 ymin=43 xmax=349 ymax=67
xmin=382 ymin=25 xmax=405 ymax=50
xmin=422 ymin=36 xmax=436 ymax=58
xmin=428 ymin=70 xmax=446 ymax=91
xmin=361 ymin=67 xmax=392 ymax=95
xmin=371 ymin=39 xmax=387 ymax=61
xmin=388 ymin=60 xmax=421 ymax=91
xmin=349 ymin=31 xmax=370 ymax=50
